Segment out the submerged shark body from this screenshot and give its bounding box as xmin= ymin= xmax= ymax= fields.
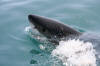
xmin=28 ymin=14 xmax=82 ymax=44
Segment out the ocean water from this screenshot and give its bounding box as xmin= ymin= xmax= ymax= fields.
xmin=0 ymin=0 xmax=100 ymax=66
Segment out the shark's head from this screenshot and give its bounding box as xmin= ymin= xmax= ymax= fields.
xmin=28 ymin=14 xmax=81 ymax=40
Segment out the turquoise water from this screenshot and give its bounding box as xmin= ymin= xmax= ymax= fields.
xmin=0 ymin=0 xmax=100 ymax=66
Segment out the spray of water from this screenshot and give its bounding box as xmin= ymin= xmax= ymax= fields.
xmin=25 ymin=26 xmax=97 ymax=66
xmin=25 ymin=26 xmax=48 ymax=42
xmin=52 ymin=39 xmax=96 ymax=66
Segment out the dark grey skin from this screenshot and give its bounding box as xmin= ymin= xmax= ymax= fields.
xmin=28 ymin=14 xmax=82 ymax=44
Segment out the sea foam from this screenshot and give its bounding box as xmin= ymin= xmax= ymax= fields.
xmin=52 ymin=39 xmax=96 ymax=66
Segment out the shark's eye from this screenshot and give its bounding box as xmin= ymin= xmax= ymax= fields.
xmin=42 ymin=28 xmax=46 ymax=32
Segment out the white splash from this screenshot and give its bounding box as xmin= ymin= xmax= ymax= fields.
xmin=52 ymin=39 xmax=96 ymax=66
xmin=25 ymin=26 xmax=31 ymax=32
xmin=39 ymin=44 xmax=45 ymax=50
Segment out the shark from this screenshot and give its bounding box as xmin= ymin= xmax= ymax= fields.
xmin=28 ymin=14 xmax=82 ymax=44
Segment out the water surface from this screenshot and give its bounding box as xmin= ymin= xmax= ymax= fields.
xmin=0 ymin=0 xmax=100 ymax=66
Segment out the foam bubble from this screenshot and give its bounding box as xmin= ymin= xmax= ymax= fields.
xmin=39 ymin=44 xmax=45 ymax=50
xmin=24 ymin=26 xmax=31 ymax=32
xmin=52 ymin=39 xmax=96 ymax=66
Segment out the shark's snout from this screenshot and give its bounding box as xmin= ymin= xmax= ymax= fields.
xmin=28 ymin=15 xmax=32 ymax=19
xmin=28 ymin=14 xmax=34 ymax=22
xmin=28 ymin=14 xmax=44 ymax=25
xmin=28 ymin=14 xmax=39 ymax=23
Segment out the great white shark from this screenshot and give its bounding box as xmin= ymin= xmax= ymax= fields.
xmin=28 ymin=14 xmax=82 ymax=44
